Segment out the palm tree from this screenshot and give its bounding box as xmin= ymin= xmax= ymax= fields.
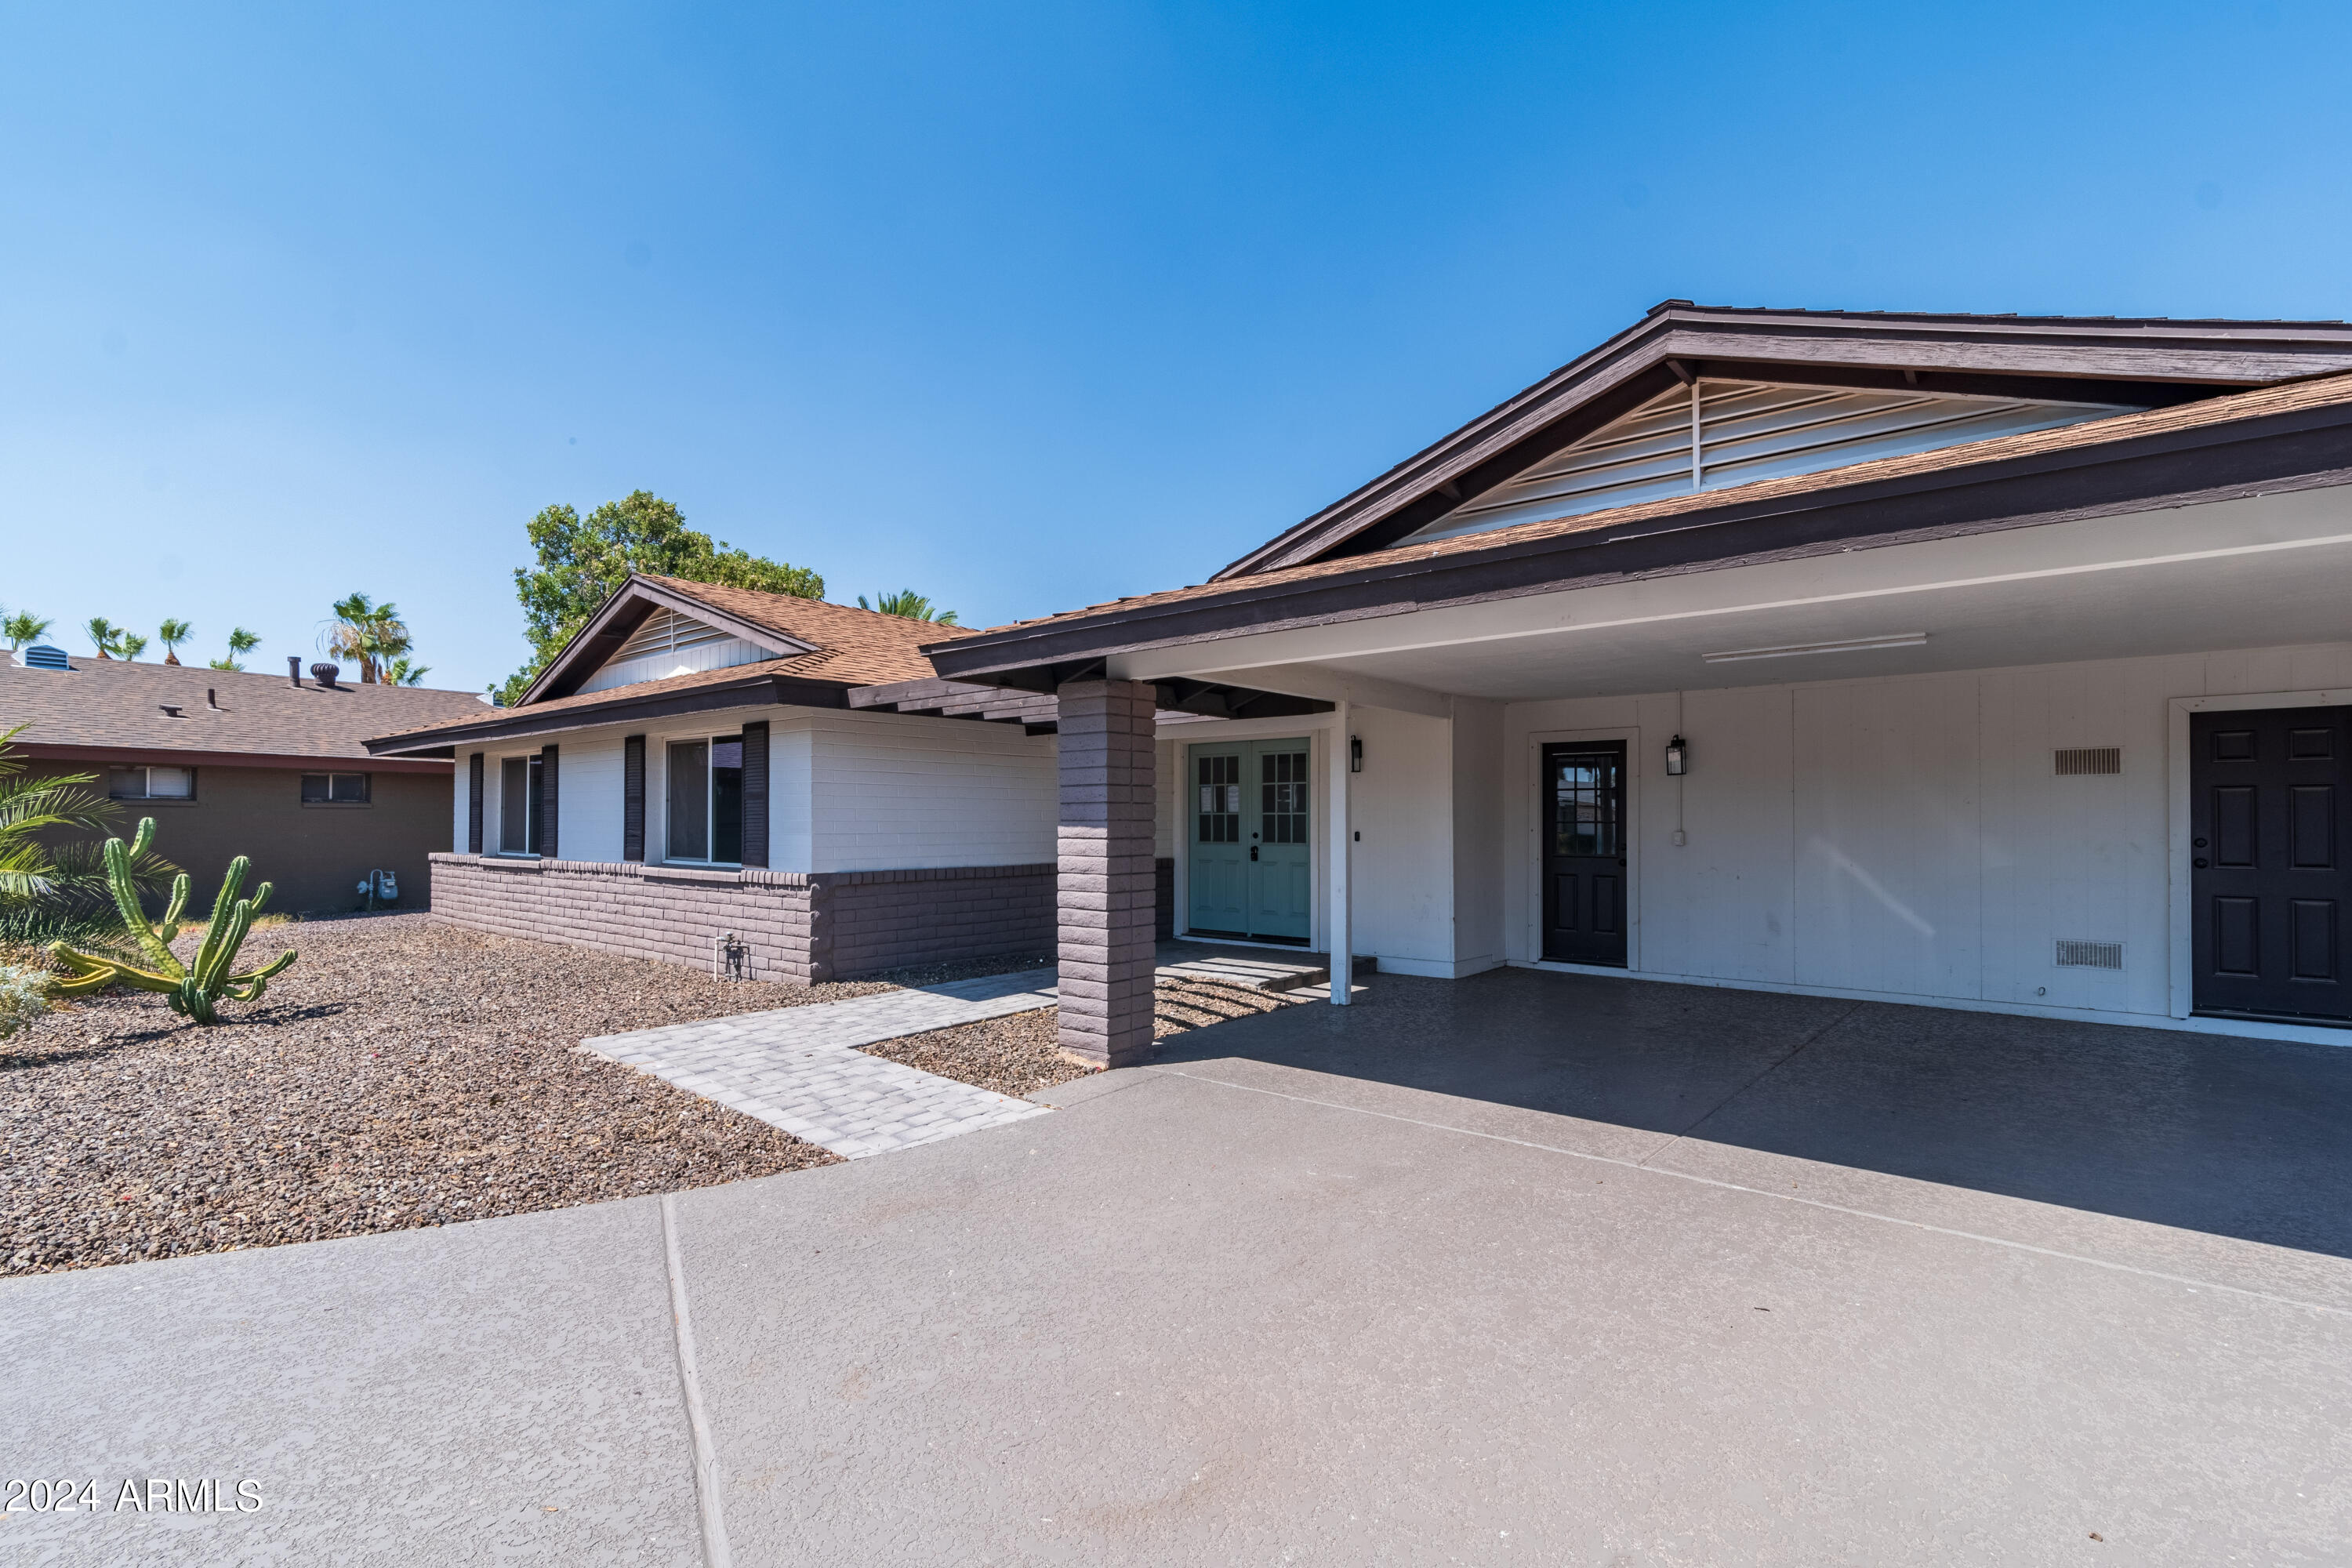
xmin=0 ymin=725 xmax=177 ymax=947
xmin=157 ymin=618 xmax=193 ymax=666
xmin=324 ymin=593 xmax=414 ymax=683
xmin=383 ymin=656 xmax=431 ymax=687
xmin=856 ymin=590 xmax=960 ymax=625
xmin=83 ymin=617 xmax=124 ymax=659
xmin=2 ymin=610 xmax=53 ymax=651
xmin=118 ymin=634 xmax=148 ymax=662
xmin=208 ymin=626 xmax=260 ymax=672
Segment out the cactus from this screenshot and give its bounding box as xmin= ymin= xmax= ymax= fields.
xmin=45 ymin=818 xmax=296 ymax=1025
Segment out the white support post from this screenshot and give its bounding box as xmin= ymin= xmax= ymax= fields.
xmin=1327 ymin=702 xmax=1352 ymax=1006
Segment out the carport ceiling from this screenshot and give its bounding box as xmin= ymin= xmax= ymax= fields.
xmin=1127 ymin=491 xmax=2352 ymax=703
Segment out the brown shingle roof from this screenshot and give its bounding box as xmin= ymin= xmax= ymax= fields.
xmin=369 ymin=583 xmax=984 ymax=746
xmin=936 ymin=368 xmax=2352 ymax=648
xmin=635 ymin=576 xmax=981 ymax=687
xmin=1 ymin=656 xmax=488 ymax=760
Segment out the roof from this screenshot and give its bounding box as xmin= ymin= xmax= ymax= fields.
xmin=1218 ymin=302 xmax=2352 ymax=579
xmin=926 ymin=366 xmax=2352 ymax=678
xmin=633 ymin=575 xmax=977 ymax=685
xmin=1 ymin=655 xmax=488 ymax=764
xmin=369 ymin=577 xmax=984 ymax=752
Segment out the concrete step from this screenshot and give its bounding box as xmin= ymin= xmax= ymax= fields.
xmin=1153 ymin=946 xmax=1378 ymax=995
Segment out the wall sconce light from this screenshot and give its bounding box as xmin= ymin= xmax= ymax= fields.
xmin=1665 ymin=735 xmax=1689 ymax=776
xmin=1349 ymin=735 xmax=1363 ymax=773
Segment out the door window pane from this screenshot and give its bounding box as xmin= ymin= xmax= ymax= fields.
xmin=712 ymin=736 xmax=744 ymax=864
xmin=668 ymin=741 xmax=710 ymax=861
xmin=1260 ymin=750 xmax=1308 ymax=844
xmin=1552 ymin=753 xmax=1622 ymax=857
xmin=500 ymin=757 xmax=529 ymax=852
xmin=1196 ymin=754 xmax=1240 ymax=843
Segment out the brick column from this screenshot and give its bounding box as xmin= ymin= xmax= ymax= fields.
xmin=1057 ymin=679 xmax=1158 ymax=1067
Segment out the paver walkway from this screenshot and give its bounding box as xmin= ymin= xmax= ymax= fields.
xmin=581 ymin=968 xmax=1059 ymax=1158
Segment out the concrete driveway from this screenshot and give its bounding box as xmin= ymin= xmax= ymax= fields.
xmin=6 ymin=970 xmax=2350 ymax=1565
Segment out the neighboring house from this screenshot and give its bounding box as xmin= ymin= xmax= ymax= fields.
xmin=368 ymin=576 xmax=1313 ymax=981
xmin=909 ymin=303 xmax=2352 ymax=1065
xmin=2 ymin=648 xmax=488 ymax=913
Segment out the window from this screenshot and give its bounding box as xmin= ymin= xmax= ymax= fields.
xmin=666 ymin=735 xmax=744 ymax=863
xmin=108 ymin=765 xmax=194 ymax=800
xmin=300 ymin=772 xmax=371 ymax=804
xmin=1196 ymin=753 xmax=1240 ymax=844
xmin=1260 ymin=750 xmax=1308 ymax=844
xmin=499 ymin=755 xmax=542 ymax=855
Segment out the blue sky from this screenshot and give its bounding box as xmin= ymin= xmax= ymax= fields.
xmin=2 ymin=1 xmax=2345 ymax=693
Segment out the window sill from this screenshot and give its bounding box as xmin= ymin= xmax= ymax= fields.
xmin=110 ymin=797 xmax=198 ymax=807
xmin=302 ymin=801 xmax=373 ymax=809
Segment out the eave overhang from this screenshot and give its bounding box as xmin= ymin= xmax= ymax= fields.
xmin=1221 ymin=303 xmax=2352 ymax=578
xmin=17 ymin=742 xmax=455 ymax=774
xmin=930 ymin=390 xmax=2352 ymax=686
xmin=367 ymin=672 xmax=851 ymax=755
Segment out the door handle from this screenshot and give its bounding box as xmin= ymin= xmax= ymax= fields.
xmin=2193 ymin=858 xmax=2209 ymax=869
xmin=1617 ymin=858 xmax=1627 ymax=866
xmin=1250 ymin=846 xmax=1258 ymax=862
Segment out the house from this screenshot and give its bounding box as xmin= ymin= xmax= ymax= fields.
xmin=2 ymin=648 xmax=489 ymax=912
xmin=905 ymin=303 xmax=2352 ymax=1065
xmin=368 ymin=575 xmax=1319 ymax=980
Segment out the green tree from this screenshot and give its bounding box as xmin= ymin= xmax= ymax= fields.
xmin=118 ymin=634 xmax=148 ymax=662
xmin=208 ymin=626 xmax=260 ymax=672
xmin=83 ymin=617 xmax=124 ymax=659
xmin=384 ymin=655 xmax=430 ymax=687
xmin=157 ymin=618 xmax=192 ymax=665
xmin=855 ymin=590 xmax=960 ymax=625
xmin=502 ymin=491 xmax=822 ymax=704
xmin=323 ymin=593 xmax=413 ymax=684
xmin=2 ymin=610 xmax=53 ymax=651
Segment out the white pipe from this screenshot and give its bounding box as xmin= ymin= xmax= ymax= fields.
xmin=1327 ymin=702 xmax=1352 ymax=1006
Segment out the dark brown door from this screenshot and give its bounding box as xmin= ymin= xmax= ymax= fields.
xmin=1543 ymin=741 xmax=1628 ymax=967
xmin=2192 ymin=706 xmax=2352 ymax=1022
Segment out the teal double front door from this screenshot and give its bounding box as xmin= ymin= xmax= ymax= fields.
xmin=1186 ymin=738 xmax=1312 ymax=944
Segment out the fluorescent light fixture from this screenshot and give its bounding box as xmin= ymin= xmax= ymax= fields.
xmin=1701 ymin=633 xmax=1928 ymax=664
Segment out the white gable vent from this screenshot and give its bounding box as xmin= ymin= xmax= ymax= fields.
xmin=616 ymin=606 xmax=733 ymax=661
xmin=2054 ymin=747 xmax=2122 ymax=776
xmin=2055 ymin=939 xmax=2124 ymax=970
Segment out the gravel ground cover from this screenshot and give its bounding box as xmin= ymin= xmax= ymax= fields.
xmin=859 ymin=978 xmax=1298 ymax=1098
xmin=0 ymin=915 xmax=1036 ymax=1277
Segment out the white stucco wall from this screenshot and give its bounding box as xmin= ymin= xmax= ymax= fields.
xmin=1494 ymin=639 xmax=2352 ymax=1028
xmin=448 ymin=702 xmax=1057 ymax=873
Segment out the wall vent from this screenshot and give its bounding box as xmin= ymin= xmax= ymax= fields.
xmin=2054 ymin=746 xmax=2122 ymax=776
xmin=2055 ymin=939 xmax=2125 ymax=970
xmin=20 ymin=644 xmax=70 ymax=671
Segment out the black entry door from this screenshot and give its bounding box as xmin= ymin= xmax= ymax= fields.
xmin=1543 ymin=742 xmax=1628 ymax=967
xmin=2192 ymin=706 xmax=2352 ymax=1022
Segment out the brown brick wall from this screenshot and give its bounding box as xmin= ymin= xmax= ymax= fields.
xmin=428 ymin=854 xmax=1053 ymax=984
xmin=824 ymin=866 xmax=1054 ymax=978
xmin=1054 ymin=680 xmax=1159 ymax=1067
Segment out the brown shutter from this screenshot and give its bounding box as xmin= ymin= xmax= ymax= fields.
xmin=466 ymin=753 xmax=484 ymax=854
xmin=622 ymin=735 xmax=646 ymax=862
xmin=538 ymin=743 xmax=560 ymax=860
xmin=740 ymin=721 xmax=769 ymax=868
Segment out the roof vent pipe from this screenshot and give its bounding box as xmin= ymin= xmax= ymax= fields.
xmin=288 ymin=656 xmax=303 ymax=688
xmin=310 ymin=662 xmax=340 ymax=689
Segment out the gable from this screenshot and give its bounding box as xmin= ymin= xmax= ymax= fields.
xmin=1399 ymin=378 xmax=2136 ymax=546
xmin=575 ymin=606 xmax=777 ymax=694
